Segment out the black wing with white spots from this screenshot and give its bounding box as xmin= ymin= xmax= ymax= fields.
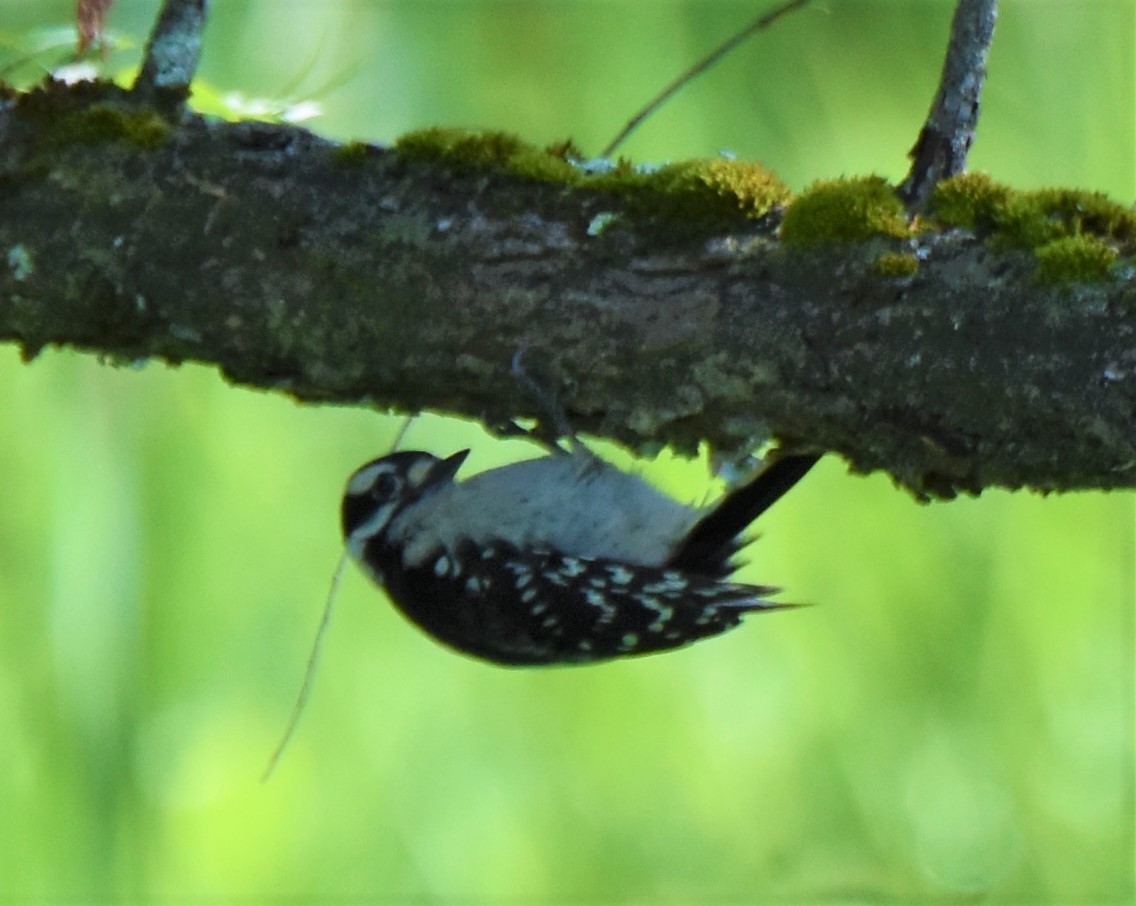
xmin=372 ymin=539 xmax=785 ymax=666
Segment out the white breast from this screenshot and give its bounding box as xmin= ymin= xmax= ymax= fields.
xmin=389 ymin=451 xmax=702 ymax=568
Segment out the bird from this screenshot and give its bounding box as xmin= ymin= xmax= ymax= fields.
xmin=341 ymin=442 xmax=818 ymax=666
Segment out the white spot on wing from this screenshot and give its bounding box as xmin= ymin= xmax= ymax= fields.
xmin=583 ymin=590 xmax=617 ymax=625
xmin=695 ymin=607 xmax=720 ymax=626
xmin=606 ymin=565 xmax=634 ymax=584
xmin=560 ymin=557 xmax=585 ymax=577
xmin=646 ymin=602 xmax=675 ymax=632
xmin=643 ymin=576 xmax=688 ymax=595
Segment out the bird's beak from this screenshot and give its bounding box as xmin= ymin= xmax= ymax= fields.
xmin=431 ymin=449 xmax=470 ymax=484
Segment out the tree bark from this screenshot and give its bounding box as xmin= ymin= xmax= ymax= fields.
xmin=1 ymin=82 xmax=1133 ymax=500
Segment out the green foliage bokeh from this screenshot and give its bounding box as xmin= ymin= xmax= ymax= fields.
xmin=0 ymin=0 xmax=1132 ymax=902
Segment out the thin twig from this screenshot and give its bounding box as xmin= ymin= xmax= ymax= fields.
xmin=900 ymin=0 xmax=999 ymax=211
xmin=132 ymin=0 xmax=207 ymax=103
xmin=600 ymin=0 xmax=813 ymax=159
xmin=261 ymin=552 xmax=348 ymax=781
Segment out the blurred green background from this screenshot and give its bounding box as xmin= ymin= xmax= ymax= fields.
xmin=1 ymin=0 xmax=1133 ymax=902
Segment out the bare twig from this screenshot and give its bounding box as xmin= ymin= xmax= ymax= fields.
xmin=262 ymin=553 xmax=348 ymax=781
xmin=132 ymin=0 xmax=207 ymax=104
xmin=600 ymin=0 xmax=813 ymax=159
xmin=900 ymin=0 xmax=998 ymax=211
xmin=77 ymin=0 xmax=117 ymax=54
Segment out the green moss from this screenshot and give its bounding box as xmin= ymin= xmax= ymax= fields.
xmin=929 ymin=173 xmax=1011 ymax=231
xmin=395 ymin=127 xmax=580 ymax=184
xmin=394 ymin=128 xmax=791 ymax=239
xmin=656 ymin=159 xmax=790 ymax=219
xmin=546 ymin=138 xmax=585 ymax=161
xmin=509 ymin=147 xmax=585 ymax=184
xmin=1011 ymin=188 xmax=1136 ymax=248
xmin=1034 ymin=235 xmax=1118 ymax=283
xmin=934 ymin=175 xmax=1132 ymax=285
xmin=873 ymin=250 xmax=919 ymax=277
xmin=931 ymin=173 xmax=1136 ymax=254
xmin=993 ymin=188 xmax=1132 ymax=249
xmin=397 ymin=126 xmax=525 ymax=164
xmin=332 ymin=140 xmax=371 ymax=166
xmin=44 ymin=103 xmax=171 ymax=150
xmin=582 ymin=158 xmax=789 ymax=238
xmin=780 ymin=176 xmax=910 ymax=245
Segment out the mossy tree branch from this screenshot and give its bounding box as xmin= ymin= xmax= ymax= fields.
xmin=0 ymin=81 xmax=1134 ymax=500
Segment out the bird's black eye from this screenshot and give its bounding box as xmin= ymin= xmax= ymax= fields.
xmin=370 ymin=472 xmax=401 ymax=501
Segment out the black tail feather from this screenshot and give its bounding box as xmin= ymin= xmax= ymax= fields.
xmin=666 ymin=453 xmax=820 ymax=577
